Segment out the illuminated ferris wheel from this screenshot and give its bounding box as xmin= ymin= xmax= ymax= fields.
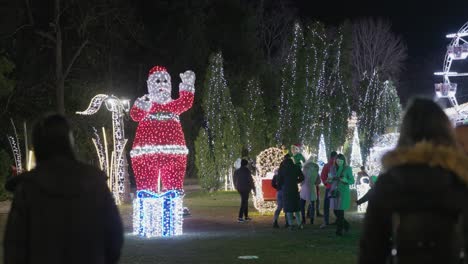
xmin=434 ymin=21 xmax=468 ymax=123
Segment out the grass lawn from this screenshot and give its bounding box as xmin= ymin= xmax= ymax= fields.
xmin=119 ymin=190 xmax=363 ymax=264
xmin=0 ymin=188 xmax=362 ymax=263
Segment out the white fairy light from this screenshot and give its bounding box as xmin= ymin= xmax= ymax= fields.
xmin=277 ymin=22 xmax=304 ymax=143
xmin=350 ymin=126 xmax=362 ymax=168
xmin=129 ymin=145 xmax=189 ymax=157
xmin=91 ymin=127 xmax=106 ymax=171
xmin=103 ymin=127 xmax=110 ymax=178
xmin=129 ymin=65 xmax=195 ymax=237
xmin=7 ymin=135 xmax=23 ymax=174
xmin=434 ymin=21 xmax=468 ymax=123
xmin=77 ymin=94 xmax=130 ymax=203
xmin=252 ymin=147 xmax=284 ymax=214
xmin=365 ymin=133 xmax=399 ymax=176
xmin=318 ymin=134 xmax=327 ymax=169
xmin=133 ymin=190 xmax=184 ymax=237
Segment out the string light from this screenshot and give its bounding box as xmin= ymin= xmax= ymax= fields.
xmin=365 ymin=133 xmax=399 ymax=176
xmin=130 ymin=65 xmax=195 ymax=237
xmin=133 ymin=190 xmax=184 ymax=238
xmin=91 ymin=127 xmax=106 ymax=172
xmin=277 ymin=22 xmax=304 ymax=144
xmin=350 ymin=126 xmax=362 ymax=168
xmin=318 ymin=134 xmax=327 ymax=173
xmin=196 ymin=53 xmax=240 ymax=191
xmin=7 ymin=135 xmax=23 ymax=174
xmin=7 ymin=119 xmax=23 ymax=174
xmin=76 ymin=94 xmax=130 ymax=203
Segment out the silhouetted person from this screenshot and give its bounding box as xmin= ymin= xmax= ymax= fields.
xmin=4 ymin=114 xmax=123 ymax=264
xmin=278 ymin=154 xmax=305 ymax=229
xmin=359 ymin=98 xmax=468 ymax=264
xmin=233 ymin=159 xmax=255 ymax=222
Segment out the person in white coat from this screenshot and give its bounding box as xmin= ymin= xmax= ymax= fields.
xmin=300 ymin=160 xmax=321 ymax=224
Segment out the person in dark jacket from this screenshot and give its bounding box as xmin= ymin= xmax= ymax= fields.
xmin=356 ymin=175 xmax=378 ymax=206
xmin=4 ymin=114 xmax=123 ymax=264
xmin=359 ymin=98 xmax=468 ymax=264
xmin=272 ymin=168 xmax=289 ymax=228
xmin=233 ymin=159 xmax=255 ymax=222
xmin=278 ymin=154 xmax=305 ymax=230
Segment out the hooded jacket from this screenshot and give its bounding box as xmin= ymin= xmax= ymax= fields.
xmin=4 ymin=157 xmax=123 ymax=264
xmin=233 ymin=166 xmax=255 ymax=193
xmin=359 ymin=142 xmax=468 ymax=264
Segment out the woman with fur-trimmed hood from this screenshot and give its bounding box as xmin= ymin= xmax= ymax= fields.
xmin=359 ymin=98 xmax=468 ymax=264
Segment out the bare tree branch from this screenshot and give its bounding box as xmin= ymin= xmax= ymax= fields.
xmin=35 ymin=30 xmax=56 ymax=43
xmin=1 ymin=24 xmax=32 ymax=40
xmin=256 ymin=0 xmax=295 ymax=65
xmin=63 ymin=39 xmax=89 ymax=80
xmin=24 ymin=0 xmax=34 ymax=25
xmin=352 ymin=18 xmax=407 ymax=81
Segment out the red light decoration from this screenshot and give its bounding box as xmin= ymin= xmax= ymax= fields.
xmin=130 ymin=67 xmax=195 ymax=193
xmin=148 ymin=65 xmax=168 ymax=76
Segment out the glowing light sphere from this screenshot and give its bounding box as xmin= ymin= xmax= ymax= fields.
xmin=130 ymin=65 xmax=195 ymax=237
xmin=253 ymin=147 xmax=284 ymax=214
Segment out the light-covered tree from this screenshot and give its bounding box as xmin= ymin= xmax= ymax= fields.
xmin=300 ymin=22 xmax=328 ymax=151
xmin=194 ymin=127 xmax=218 ymax=191
xmin=276 ymin=22 xmax=306 ymax=145
xmin=197 ymin=52 xmax=241 ymax=190
xmin=323 ymin=25 xmax=352 ymax=152
xmin=241 ymin=77 xmax=268 ymax=158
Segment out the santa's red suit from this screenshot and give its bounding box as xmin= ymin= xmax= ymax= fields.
xmin=130 ymin=67 xmax=194 ymax=192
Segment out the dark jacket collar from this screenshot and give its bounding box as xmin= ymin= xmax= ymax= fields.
xmin=382 ymin=141 xmax=468 ymax=184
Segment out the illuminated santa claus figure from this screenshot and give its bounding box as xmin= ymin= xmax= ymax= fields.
xmin=130 ymin=66 xmax=195 ymax=192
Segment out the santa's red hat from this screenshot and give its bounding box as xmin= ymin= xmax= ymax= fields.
xmin=148 ymin=65 xmax=167 ymax=76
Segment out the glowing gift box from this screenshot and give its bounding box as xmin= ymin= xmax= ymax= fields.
xmin=133 ymin=190 xmax=184 ymax=238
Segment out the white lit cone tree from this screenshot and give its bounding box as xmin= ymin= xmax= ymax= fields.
xmin=196 ymin=52 xmax=241 ymax=191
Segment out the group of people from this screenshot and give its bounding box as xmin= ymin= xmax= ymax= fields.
xmin=233 ymin=144 xmax=356 ymax=236
xmin=234 ymin=97 xmax=468 ymax=263
xmin=8 ymin=97 xmax=468 ymax=264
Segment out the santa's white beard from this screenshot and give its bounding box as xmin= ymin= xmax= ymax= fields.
xmin=149 ymin=93 xmax=171 ymax=104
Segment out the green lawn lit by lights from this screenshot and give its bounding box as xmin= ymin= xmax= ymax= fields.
xmin=120 ymin=189 xmax=362 ymax=264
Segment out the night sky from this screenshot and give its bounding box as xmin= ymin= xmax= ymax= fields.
xmin=293 ymin=0 xmax=468 ymax=105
